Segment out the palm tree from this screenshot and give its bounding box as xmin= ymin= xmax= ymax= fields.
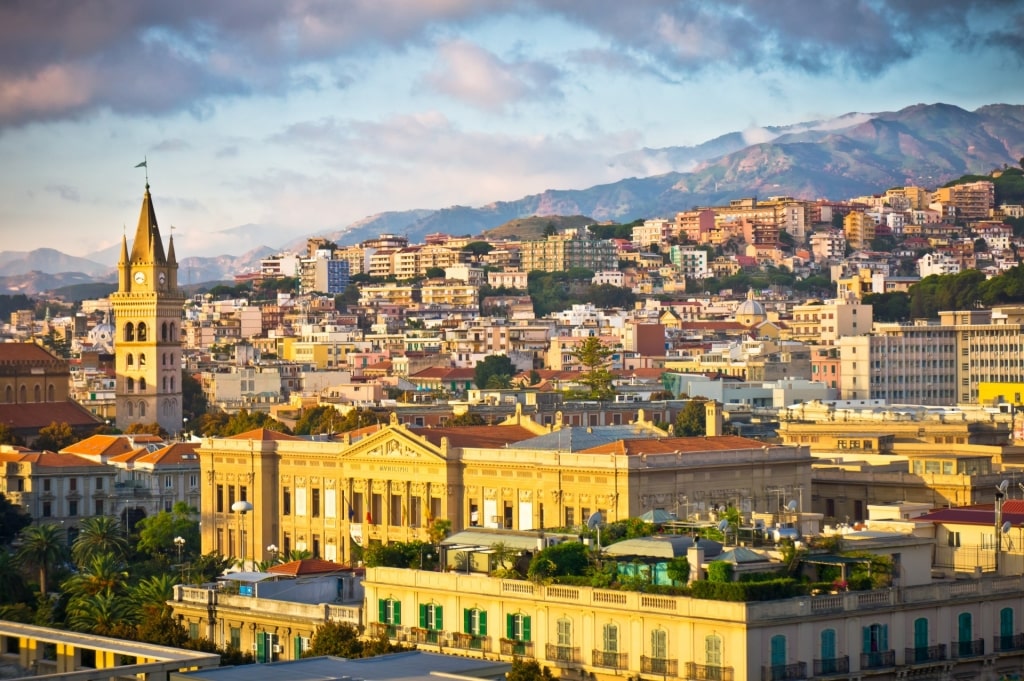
xmin=62 ymin=553 xmax=129 ymax=598
xmin=16 ymin=523 xmax=66 ymax=597
xmin=72 ymin=516 xmax=128 ymax=566
xmin=0 ymin=549 xmax=30 ymax=605
xmin=133 ymin=574 xmax=176 ymax=614
xmin=67 ymin=588 xmax=138 ymax=635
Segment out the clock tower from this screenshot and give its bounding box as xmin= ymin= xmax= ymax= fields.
xmin=110 ymin=182 xmax=186 ymax=435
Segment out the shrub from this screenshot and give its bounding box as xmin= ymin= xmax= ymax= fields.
xmin=707 ymin=561 xmax=734 ymax=583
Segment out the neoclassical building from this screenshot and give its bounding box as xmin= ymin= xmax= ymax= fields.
xmin=110 ymin=182 xmax=185 ymax=435
xmin=197 ymin=408 xmax=812 ymax=566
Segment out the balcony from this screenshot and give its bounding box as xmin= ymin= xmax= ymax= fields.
xmin=545 ymin=644 xmax=581 ymax=665
xmin=860 ymin=650 xmax=895 ymax=669
xmin=905 ymin=644 xmax=946 ymax=664
xmin=410 ymin=627 xmax=442 ymax=645
xmin=500 ymin=639 xmax=533 ymax=657
xmin=450 ymin=633 xmax=489 ymax=651
xmin=812 ymin=656 xmax=849 ymax=676
xmin=683 ymin=663 xmax=733 ymax=681
xmin=951 ymin=638 xmax=984 ymax=659
xmin=994 ymin=633 xmax=1024 ymax=653
xmin=760 ymin=662 xmax=806 ymax=681
xmin=592 ymin=650 xmax=628 ymax=670
xmin=641 ymin=656 xmax=678 ymax=676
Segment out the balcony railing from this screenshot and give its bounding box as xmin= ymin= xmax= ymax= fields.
xmin=812 ymin=656 xmax=849 ymax=676
xmin=450 ymin=633 xmax=489 ymax=651
xmin=994 ymin=633 xmax=1024 ymax=652
xmin=410 ymin=627 xmax=442 ymax=645
xmin=641 ymin=656 xmax=678 ymax=676
xmin=760 ymin=662 xmax=806 ymax=681
xmin=905 ymin=644 xmax=946 ymax=664
xmin=592 ymin=650 xmax=628 ymax=670
xmin=545 ymin=644 xmax=581 ymax=664
xmin=500 ymin=639 xmax=533 ymax=657
xmin=860 ymin=650 xmax=895 ymax=669
xmin=951 ymin=638 xmax=984 ymax=659
xmin=684 ymin=663 xmax=733 ymax=681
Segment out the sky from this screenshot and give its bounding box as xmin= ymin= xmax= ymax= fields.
xmin=0 ymin=1 xmax=1022 ymax=260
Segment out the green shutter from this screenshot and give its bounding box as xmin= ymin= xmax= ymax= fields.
xmin=914 ymin=618 xmax=928 ymax=649
xmin=256 ymin=631 xmax=266 ymax=663
xmin=862 ymin=627 xmax=871 ymax=654
xmin=523 ymin=616 xmax=532 ymax=642
xmin=420 ymin=604 xmax=428 ymax=628
xmin=379 ymin=599 xmax=387 ymax=623
xmin=1001 ymin=608 xmax=1014 ymax=638
xmin=294 ymin=635 xmax=302 ymax=660
xmin=464 ymin=609 xmax=472 ymax=634
xmin=506 ymin=614 xmax=514 ymax=639
xmin=880 ymin=625 xmax=888 ymax=651
xmin=480 ymin=611 xmax=487 ymax=636
xmin=393 ymin=600 xmax=402 ymax=625
xmin=435 ymin=606 xmax=443 ymax=631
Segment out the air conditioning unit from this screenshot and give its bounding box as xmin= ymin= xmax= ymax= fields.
xmin=272 ymin=644 xmax=283 ymax=653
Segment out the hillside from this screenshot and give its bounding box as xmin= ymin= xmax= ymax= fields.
xmin=481 ymin=215 xmax=596 ymax=240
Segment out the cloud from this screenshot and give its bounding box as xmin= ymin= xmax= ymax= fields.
xmin=44 ymin=184 xmax=81 ymax=202
xmin=151 ymin=138 xmax=191 ymax=152
xmin=421 ymin=40 xmax=562 ymax=111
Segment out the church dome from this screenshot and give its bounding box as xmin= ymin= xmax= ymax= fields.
xmin=87 ymin=314 xmax=115 ymax=351
xmin=735 ymin=298 xmax=765 ymax=317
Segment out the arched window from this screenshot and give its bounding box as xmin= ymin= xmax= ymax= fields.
xmin=862 ymin=623 xmax=889 ymax=668
xmin=170 ymin=376 xmax=175 ymax=391
xmin=4 ymin=385 xmax=11 ymax=403
xmin=33 ymin=385 xmax=40 ymax=402
xmin=137 ymin=322 xmax=147 ymax=341
xmin=770 ymin=634 xmax=787 ymax=669
xmin=912 ymin=618 xmax=929 ymax=663
xmin=139 ymin=401 xmax=146 ymax=417
xmin=163 ymin=377 xmax=168 ymax=391
xmin=999 ymin=608 xmax=1014 ymax=651
xmin=820 ymin=629 xmax=837 ymax=673
xmin=161 ymin=353 xmax=166 ymax=366
xmin=126 ymin=401 xmax=133 ymax=417
xmin=124 ymin=322 xmax=135 ymax=342
xmin=47 ymin=385 xmax=54 ymax=401
xmin=705 ymin=634 xmax=722 ymax=668
xmin=957 ymin=612 xmax=973 ymax=657
xmin=139 ymin=378 xmax=146 ymax=391
xmin=139 ymin=354 xmax=146 ymax=367
xmin=126 ymin=377 xmax=135 ymax=392
xmin=126 ymin=353 xmax=134 ymax=367
xmin=162 ymin=322 xmax=168 ymax=341
xmin=169 ymin=323 xmax=176 ymax=340
xmin=19 ymin=385 xmax=26 ymax=403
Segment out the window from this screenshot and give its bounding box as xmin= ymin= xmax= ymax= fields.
xmin=138 ymin=322 xmax=147 ymax=341
xmin=948 ymin=531 xmax=961 ymax=547
xmin=189 ymin=622 xmax=199 ymax=640
xmin=565 ymin=507 xmax=575 ymax=527
xmin=312 ymin=488 xmax=321 ymax=518
xmin=602 ymin=624 xmax=618 ymax=652
xmin=216 ymin=484 xmax=224 ymax=513
xmin=230 ymin=627 xmax=240 ymax=650
xmin=705 ymin=634 xmax=722 ymax=667
xmin=506 ymin=614 xmax=531 ymax=642
xmin=420 ymin=603 xmax=443 ymax=631
xmin=770 ymin=634 xmax=786 ymax=667
xmin=42 ymin=502 xmax=51 ymax=517
xmin=43 ymin=479 xmax=51 ymax=492
xmin=957 ymin=612 xmax=973 ymax=654
xmin=820 ymin=628 xmax=836 ymax=661
xmin=651 ymin=629 xmax=667 ymax=660
xmin=464 ymin=608 xmax=488 ymax=636
xmin=913 ymin=618 xmax=929 ymax=651
xmin=164 ymin=475 xmax=173 ymax=488
xmin=68 ymin=500 xmax=77 ymax=516
xmin=379 ymin=598 xmax=401 ymax=625
xmin=556 ymin=618 xmax=572 ymax=647
xmin=283 ymin=488 xmax=291 ymax=516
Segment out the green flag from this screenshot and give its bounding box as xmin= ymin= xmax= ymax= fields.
xmin=135 ymin=160 xmax=147 ymax=168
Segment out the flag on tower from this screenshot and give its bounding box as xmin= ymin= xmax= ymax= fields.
xmin=134 ymin=160 xmax=147 ymax=168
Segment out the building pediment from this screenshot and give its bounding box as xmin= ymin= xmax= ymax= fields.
xmin=341 ymin=424 xmax=446 ymax=464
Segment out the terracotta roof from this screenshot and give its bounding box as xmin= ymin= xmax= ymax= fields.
xmin=915 ymin=504 xmax=1024 ymax=526
xmin=62 ymin=435 xmax=140 ymax=458
xmin=410 ymin=424 xmax=540 ymax=449
xmin=578 ymin=435 xmax=772 ymax=456
xmin=226 ymin=428 xmax=301 ymax=441
xmin=129 ymin=442 xmax=201 ymax=466
xmin=0 ymin=449 xmax=106 ymax=468
xmin=0 ymin=400 xmax=102 ymax=430
xmin=268 ymin=558 xmax=347 ymax=576
xmin=0 ymin=342 xmax=62 ymax=364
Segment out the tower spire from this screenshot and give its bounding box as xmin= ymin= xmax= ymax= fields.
xmin=128 ymin=183 xmax=166 ymax=264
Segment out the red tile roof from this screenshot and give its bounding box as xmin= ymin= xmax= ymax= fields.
xmin=579 ymin=435 xmax=771 ymax=456
xmin=268 ymin=558 xmax=347 ymax=576
xmin=411 ymin=424 xmax=540 ymax=449
xmin=916 ymin=504 xmax=1024 ymax=526
xmin=0 ymin=342 xmax=62 ymax=364
xmin=0 ymin=449 xmax=105 ymax=468
xmin=0 ymin=401 xmax=101 ymax=430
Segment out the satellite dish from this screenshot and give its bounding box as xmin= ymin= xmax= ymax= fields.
xmin=586 ymin=511 xmax=604 ymax=530
xmin=1003 ymin=521 xmax=1012 ymax=534
xmin=998 ymin=480 xmax=1010 ymax=494
xmin=786 ymin=499 xmax=798 ymax=512
xmin=718 ymin=519 xmax=730 ymax=532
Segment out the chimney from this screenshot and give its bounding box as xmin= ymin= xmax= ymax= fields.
xmin=705 ymin=400 xmax=723 ymax=437
xmin=688 ymin=543 xmax=705 ymax=582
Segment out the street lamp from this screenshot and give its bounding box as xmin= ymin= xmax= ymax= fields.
xmin=182 ymin=417 xmax=189 ymax=441
xmin=419 ymin=546 xmax=433 ymax=570
xmin=174 ymin=536 xmax=186 ymax=582
xmin=267 ymin=543 xmax=279 ymax=566
xmin=231 ymin=500 xmax=254 ymax=569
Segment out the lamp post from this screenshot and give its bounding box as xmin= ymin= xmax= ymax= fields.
xmin=267 ymin=543 xmax=279 ymax=566
xmin=182 ymin=417 xmax=189 ymax=441
xmin=231 ymin=500 xmax=254 ymax=569
xmin=420 ymin=546 xmax=433 ymax=570
xmin=174 ymin=535 xmax=186 ymax=582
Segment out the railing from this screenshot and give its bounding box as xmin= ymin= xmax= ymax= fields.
xmin=684 ymin=663 xmax=734 ymax=681
xmin=860 ymin=650 xmax=895 ymax=669
xmin=641 ymin=656 xmax=678 ymax=676
xmin=951 ymin=638 xmax=984 ymax=659
xmin=812 ymin=656 xmax=849 ymax=676
xmin=410 ymin=627 xmax=442 ymax=645
xmin=500 ymin=639 xmax=533 ymax=657
xmin=760 ymin=662 xmax=806 ymax=681
xmin=994 ymin=633 xmax=1024 ymax=652
xmin=546 ymin=644 xmax=581 ymax=664
xmin=368 ymin=622 xmax=400 ymax=640
xmin=449 ymin=633 xmax=488 ymax=651
xmin=905 ymin=644 xmax=946 ymax=664
xmin=592 ymin=650 xmax=628 ymax=669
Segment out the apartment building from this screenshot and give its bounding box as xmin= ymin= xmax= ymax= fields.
xmin=931 ymin=181 xmax=995 ymax=221
xmin=631 ymin=219 xmax=671 ymax=250
xmin=788 ymin=298 xmax=872 ymax=345
xmin=669 ymin=247 xmax=709 ymax=279
xmin=519 ymin=231 xmax=618 ymax=273
xmin=843 ymin=211 xmax=877 ymax=250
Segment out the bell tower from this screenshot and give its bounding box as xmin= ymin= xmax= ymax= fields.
xmin=110 ymin=182 xmax=186 ymax=435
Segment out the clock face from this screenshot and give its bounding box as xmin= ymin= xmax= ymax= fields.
xmin=158 ymin=272 xmax=167 ymax=285
xmin=134 ymin=271 xmax=145 ymax=284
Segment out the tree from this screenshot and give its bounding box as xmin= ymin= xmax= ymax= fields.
xmin=506 ymin=658 xmax=554 ymax=681
xmin=572 ymin=337 xmax=616 ymax=400
xmin=66 ymin=589 xmax=138 ymax=635
xmin=136 ymin=502 xmax=199 ymax=559
xmin=294 ymin=405 xmax=344 ymax=435
xmin=62 ymin=553 xmax=129 ymax=598
xmin=543 ymin=222 xmax=557 ymax=237
xmin=0 ymin=423 xmax=24 ymax=447
xmin=666 ymin=556 xmax=690 ymax=585
xmin=425 ymin=266 xmax=446 ymax=279
xmin=306 ymin=621 xmax=366 ymax=657
xmin=0 ymin=550 xmax=31 ymax=605
xmin=449 ymin=412 xmax=486 ymax=426
xmin=72 ymin=516 xmax=129 ymax=566
xmin=463 ymin=241 xmax=495 ymax=258
xmin=182 ymin=372 xmax=208 ymax=421
xmin=674 ymin=399 xmax=707 ymax=436
xmin=474 ymin=355 xmax=515 ymax=390
xmin=0 ymin=493 xmax=30 ymax=545
xmin=527 ymin=542 xmax=590 ymax=582
xmin=34 ymin=421 xmax=76 ymax=451
xmin=17 ymin=523 xmax=66 ymax=596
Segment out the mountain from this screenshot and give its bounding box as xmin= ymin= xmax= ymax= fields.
xmin=0 ymin=271 xmax=111 ymax=296
xmin=327 ymin=103 xmax=1024 ymax=246
xmin=0 ymin=248 xmax=108 ymax=277
xmin=176 ymin=246 xmax=278 ymax=286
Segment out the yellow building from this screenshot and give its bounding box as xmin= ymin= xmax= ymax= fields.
xmin=842 ymin=211 xmax=876 ymax=250
xmin=197 ymin=410 xmax=812 ymax=567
